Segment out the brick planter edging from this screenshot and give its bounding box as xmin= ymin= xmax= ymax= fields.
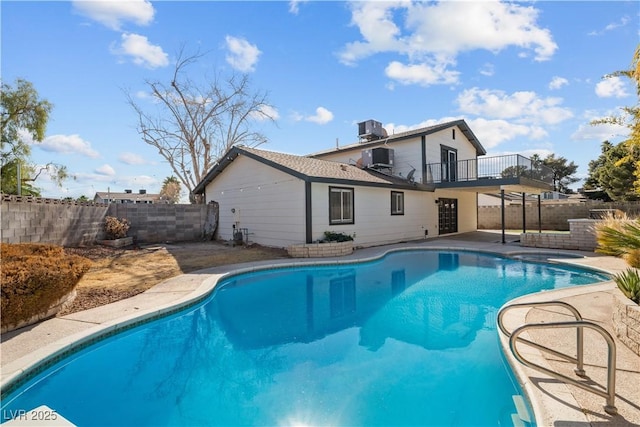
xmin=287 ymin=241 xmax=354 ymax=258
xmin=612 ymin=290 xmax=640 ymax=356
xmin=520 ymin=219 xmax=598 ymax=251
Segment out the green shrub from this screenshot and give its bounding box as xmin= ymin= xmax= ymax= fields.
xmin=1 ymin=243 xmax=92 ymax=330
xmin=613 ymin=268 xmax=640 ymax=304
xmin=321 ymin=231 xmax=354 ymax=242
xmin=595 ymin=214 xmax=640 ymax=265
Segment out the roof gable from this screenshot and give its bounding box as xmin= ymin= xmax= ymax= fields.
xmin=309 ymin=119 xmax=486 ymax=158
xmin=193 ymin=146 xmax=433 ymax=194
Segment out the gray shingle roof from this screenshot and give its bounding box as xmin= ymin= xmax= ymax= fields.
xmin=240 ymin=146 xmax=396 ymax=184
xmin=193 ymin=146 xmax=432 ymax=194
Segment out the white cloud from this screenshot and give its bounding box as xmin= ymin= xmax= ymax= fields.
xmin=456 ymin=88 xmax=573 ymax=125
xmin=95 ymin=164 xmax=116 ymax=176
xmin=479 ymin=63 xmax=495 ymax=77
xmin=289 ymin=0 xmax=308 ymax=15
xmin=465 ymin=118 xmax=547 ymax=149
xmin=36 ymin=134 xmax=100 ymax=158
xmin=293 ymin=107 xmax=334 ymax=124
xmin=588 ymin=16 xmax=630 ymax=36
xmin=595 ymin=76 xmax=629 ymax=98
xmin=72 ymin=0 xmax=154 ymax=31
xmin=225 ymin=36 xmax=261 ymax=72
xmin=111 ymin=33 xmax=169 ymax=69
xmin=549 ymin=76 xmax=569 ymax=90
xmin=383 ymin=116 xmax=545 ymax=150
xmin=338 ymin=1 xmax=557 ymax=86
xmin=385 ymin=60 xmax=460 ymax=87
xmin=488 ymin=148 xmax=555 ymax=160
xmin=118 ymin=152 xmax=147 ymax=165
xmin=250 ymin=104 xmax=280 ymax=121
xmin=571 ymin=121 xmax=628 ymax=141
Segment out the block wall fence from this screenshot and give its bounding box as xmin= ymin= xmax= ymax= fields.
xmin=1 ymin=195 xmax=210 ymax=246
xmin=477 ymin=200 xmax=640 ymax=231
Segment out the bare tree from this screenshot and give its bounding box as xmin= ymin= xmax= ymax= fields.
xmin=127 ymin=50 xmax=276 ymax=203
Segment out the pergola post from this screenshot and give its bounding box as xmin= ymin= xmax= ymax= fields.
xmin=538 ymin=194 xmax=542 ymax=233
xmin=522 ymin=192 xmax=526 ymax=233
xmin=501 ymin=189 xmax=506 ymax=244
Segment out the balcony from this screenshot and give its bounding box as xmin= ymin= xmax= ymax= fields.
xmin=424 ymin=154 xmax=554 ymax=192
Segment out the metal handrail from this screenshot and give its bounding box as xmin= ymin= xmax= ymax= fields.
xmin=498 ymin=301 xmax=586 ymax=375
xmin=497 ymin=301 xmax=617 ymax=415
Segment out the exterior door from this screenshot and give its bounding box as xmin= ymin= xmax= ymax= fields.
xmin=441 ymin=147 xmax=457 ymax=182
xmin=438 ymin=198 xmax=458 ymax=235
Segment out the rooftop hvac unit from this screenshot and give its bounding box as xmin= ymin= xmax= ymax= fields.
xmin=362 ymin=147 xmax=394 ymax=169
xmin=358 ymin=120 xmax=385 ymax=141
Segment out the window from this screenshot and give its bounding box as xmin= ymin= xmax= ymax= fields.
xmin=329 ymin=187 xmax=354 ymax=224
xmin=452 ymin=128 xmax=456 ymax=139
xmin=330 ymin=275 xmax=356 ymax=318
xmin=391 ymin=191 xmax=404 ymax=215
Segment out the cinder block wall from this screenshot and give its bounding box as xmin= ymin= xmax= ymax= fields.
xmin=1 ymin=197 xmax=109 ymax=246
xmin=520 ymin=219 xmax=598 ymax=251
xmin=1 ymin=196 xmax=209 ymax=246
xmin=108 ymin=203 xmax=208 ymax=243
xmin=478 ymin=200 xmax=640 ymax=231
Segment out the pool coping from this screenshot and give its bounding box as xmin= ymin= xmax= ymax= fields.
xmin=1 ymin=237 xmax=638 ymax=425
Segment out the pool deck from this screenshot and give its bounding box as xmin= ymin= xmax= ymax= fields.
xmin=1 ymin=231 xmax=639 ymax=426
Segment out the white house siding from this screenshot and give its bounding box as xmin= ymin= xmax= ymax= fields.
xmin=424 ymin=126 xmax=477 ymax=164
xmin=204 ymin=155 xmax=306 ymax=247
xmin=317 ymin=126 xmax=478 ymax=185
xmin=434 ymin=189 xmax=478 ymax=234
xmin=316 ymin=138 xmax=421 ymax=183
xmin=310 ymin=183 xmax=433 ymax=247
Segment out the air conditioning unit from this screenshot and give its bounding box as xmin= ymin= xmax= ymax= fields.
xmin=358 ymin=120 xmax=385 ymax=141
xmin=362 ymin=147 xmax=394 ymax=169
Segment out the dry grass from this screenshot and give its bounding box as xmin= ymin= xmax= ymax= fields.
xmin=60 ymin=242 xmax=289 ymax=315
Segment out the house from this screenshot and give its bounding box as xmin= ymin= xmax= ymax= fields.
xmin=193 ymin=119 xmax=553 ymax=248
xmin=93 ymin=189 xmax=162 ymax=204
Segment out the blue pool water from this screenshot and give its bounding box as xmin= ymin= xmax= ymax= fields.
xmin=1 ymin=250 xmax=609 ymax=426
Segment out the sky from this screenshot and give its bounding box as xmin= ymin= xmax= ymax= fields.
xmin=2 ymin=0 xmax=638 ymax=201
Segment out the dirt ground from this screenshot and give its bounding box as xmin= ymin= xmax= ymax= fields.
xmin=60 ymin=242 xmax=289 ymax=315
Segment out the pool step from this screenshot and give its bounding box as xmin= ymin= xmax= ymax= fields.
xmin=510 ymin=395 xmax=532 ymax=426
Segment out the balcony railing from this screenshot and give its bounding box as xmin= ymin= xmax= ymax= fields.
xmin=424 ymin=154 xmax=554 ymax=186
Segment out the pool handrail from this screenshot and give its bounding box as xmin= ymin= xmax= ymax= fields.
xmin=497 ymin=301 xmax=617 ymax=416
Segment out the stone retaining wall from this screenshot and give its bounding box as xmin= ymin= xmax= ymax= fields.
xmin=520 ymin=219 xmax=598 ymax=251
xmin=287 ymin=241 xmax=354 ymax=258
xmin=612 ymin=292 xmax=640 ymax=356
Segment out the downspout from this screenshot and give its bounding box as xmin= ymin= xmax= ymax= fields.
xmin=305 ymin=180 xmax=312 ymax=243
xmin=421 ymin=136 xmax=427 ymax=183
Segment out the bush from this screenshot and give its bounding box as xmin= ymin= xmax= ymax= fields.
xmin=613 ymin=268 xmax=640 ymax=304
xmin=321 ymin=231 xmax=354 ymax=242
xmin=595 ymin=213 xmax=640 ymax=266
xmin=104 ymin=216 xmax=130 ymax=239
xmin=1 ymin=243 xmax=92 ymax=330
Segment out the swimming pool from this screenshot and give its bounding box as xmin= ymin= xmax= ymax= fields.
xmin=1 ymin=250 xmax=610 ymax=426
